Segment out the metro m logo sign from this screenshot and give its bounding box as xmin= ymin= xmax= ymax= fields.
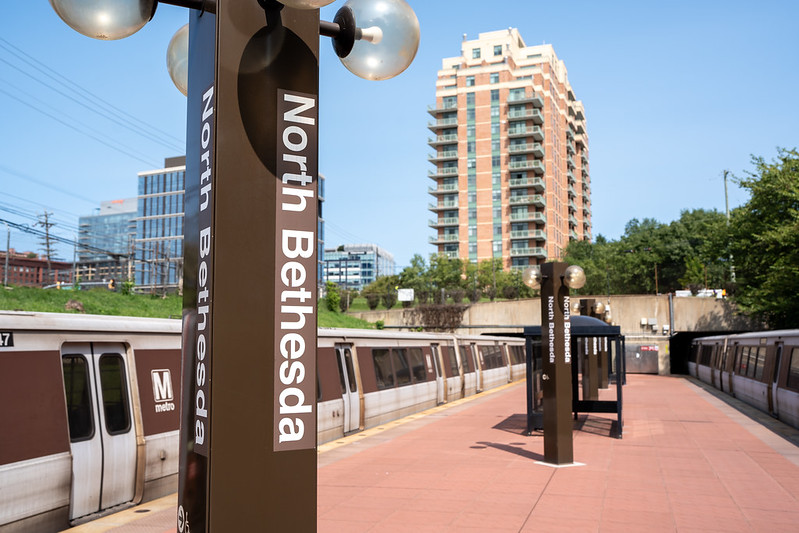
xmin=152 ymin=369 xmax=174 ymax=403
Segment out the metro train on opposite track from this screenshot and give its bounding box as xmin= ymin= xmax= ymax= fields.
xmin=689 ymin=329 xmax=799 ymax=430
xmin=0 ymin=311 xmax=528 ymax=532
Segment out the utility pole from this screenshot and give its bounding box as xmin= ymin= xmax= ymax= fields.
xmin=3 ymin=222 xmax=9 ymax=286
xmin=723 ymin=170 xmax=736 ymax=283
xmin=36 ymin=212 xmax=54 ymax=286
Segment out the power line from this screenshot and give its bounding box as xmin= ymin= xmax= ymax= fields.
xmin=0 ymin=38 xmax=184 ymax=149
xmin=0 ymin=86 xmax=160 ymax=168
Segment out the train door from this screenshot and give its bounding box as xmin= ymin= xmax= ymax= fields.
xmin=61 ymin=342 xmax=137 ymax=521
xmin=470 ymin=344 xmax=483 ymax=392
xmin=768 ymin=344 xmax=783 ymax=417
xmin=335 ymin=345 xmax=360 ymax=434
xmin=430 ymin=345 xmax=446 ymax=405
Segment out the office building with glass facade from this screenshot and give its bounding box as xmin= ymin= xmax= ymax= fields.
xmin=134 ymin=156 xmax=185 ymax=292
xmin=323 ymin=244 xmax=395 ymax=291
xmin=77 ymin=198 xmax=137 ymax=282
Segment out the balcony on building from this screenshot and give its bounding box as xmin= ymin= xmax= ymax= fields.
xmin=428 ymin=133 xmax=459 ymax=145
xmin=510 ymin=247 xmax=546 ymax=258
xmin=428 ymin=149 xmax=459 ymax=162
xmin=580 ymin=152 xmax=588 ymax=166
xmin=510 ymin=211 xmax=546 ymax=224
xmin=508 ymin=125 xmax=544 ymax=141
xmin=569 ymin=215 xmax=579 ymax=227
xmin=509 ymin=194 xmax=546 ymax=208
xmin=574 ymin=121 xmax=585 ymax=134
xmin=428 ymin=183 xmax=459 ymax=195
xmin=508 ymin=142 xmax=545 ymax=158
xmin=510 ymin=229 xmax=546 ymax=241
xmin=429 ymin=217 xmax=459 ymax=228
xmin=566 ymin=171 xmax=575 ymax=186
xmin=575 ymin=133 xmax=586 ymax=148
xmin=428 ymin=167 xmax=459 ymax=178
xmin=443 ymin=250 xmax=459 ymax=259
xmin=507 ymin=91 xmax=544 ymax=108
xmin=427 ymin=116 xmax=459 ymax=130
xmin=428 ymin=200 xmax=459 ymax=211
xmin=566 ymin=141 xmax=575 ymax=155
xmin=570 ymin=229 xmax=579 ymax=240
xmin=567 ymin=154 xmax=576 ymax=169
xmin=507 ymin=107 xmax=543 ymax=125
xmin=509 ymin=176 xmax=545 ymax=192
xmin=429 ymin=233 xmax=460 ymax=245
xmin=509 ymin=159 xmax=545 ymax=175
xmin=568 ymin=185 xmax=578 ymax=198
xmin=427 ymin=101 xmax=458 ymax=116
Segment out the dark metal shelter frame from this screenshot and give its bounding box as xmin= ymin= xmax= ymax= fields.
xmin=524 ymin=315 xmax=626 ymax=438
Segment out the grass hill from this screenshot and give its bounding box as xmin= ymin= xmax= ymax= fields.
xmin=0 ymin=285 xmax=375 ymax=329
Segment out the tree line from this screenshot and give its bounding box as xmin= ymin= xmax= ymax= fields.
xmin=351 ymin=149 xmax=798 ymax=329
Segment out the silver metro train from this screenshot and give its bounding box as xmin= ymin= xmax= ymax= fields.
xmin=688 ymin=330 xmax=799 ymax=429
xmin=0 ymin=311 xmax=526 ymax=532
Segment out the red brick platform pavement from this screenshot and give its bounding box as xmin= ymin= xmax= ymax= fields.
xmin=65 ymin=375 xmax=799 ymax=532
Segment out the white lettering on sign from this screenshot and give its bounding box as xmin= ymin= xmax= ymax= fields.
xmin=193 ymin=84 xmax=214 ymax=454
xmin=547 ymin=296 xmax=555 ymax=364
xmin=563 ymin=295 xmax=571 ymax=364
xmin=275 ymin=90 xmax=317 ymax=451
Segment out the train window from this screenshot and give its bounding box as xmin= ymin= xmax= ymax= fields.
xmin=787 ymin=348 xmax=799 ymax=391
xmin=335 ymin=352 xmax=347 ymax=394
xmin=98 ymin=354 xmax=131 ymax=435
xmin=773 ymin=346 xmax=783 ymax=385
xmin=62 ymin=355 xmax=95 ymax=442
xmin=344 ymin=348 xmax=357 ymax=393
xmin=480 ymin=345 xmax=504 ymax=369
xmin=408 ymin=348 xmax=426 ymax=382
xmin=738 ymin=347 xmax=750 ymax=375
xmin=753 ymin=347 xmax=767 ymax=381
xmin=372 ymin=349 xmax=394 ymax=390
xmin=393 ymin=348 xmax=412 ymax=387
xmin=445 ymin=346 xmax=459 ymax=376
xmin=459 ymin=345 xmax=473 ymax=373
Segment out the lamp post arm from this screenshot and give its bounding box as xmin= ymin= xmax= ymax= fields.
xmin=160 ymin=0 xmax=216 ymax=13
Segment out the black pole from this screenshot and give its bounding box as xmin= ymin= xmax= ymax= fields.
xmin=540 ymin=262 xmax=573 ymax=465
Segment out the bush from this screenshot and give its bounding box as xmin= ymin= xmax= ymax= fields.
xmin=469 ymin=288 xmax=481 ymax=303
xmin=448 ymin=288 xmax=465 ymax=304
xmin=365 ymin=293 xmax=380 ymax=310
xmin=324 ymin=281 xmax=340 ymax=312
xmin=382 ymin=292 xmax=397 ymax=310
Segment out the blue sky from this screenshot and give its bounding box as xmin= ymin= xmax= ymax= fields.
xmin=2 ymin=1 xmax=797 ymax=271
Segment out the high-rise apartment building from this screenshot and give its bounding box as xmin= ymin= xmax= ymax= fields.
xmin=428 ymin=29 xmax=591 ymax=270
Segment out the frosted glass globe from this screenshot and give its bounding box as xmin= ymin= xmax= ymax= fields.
xmin=339 ymin=0 xmax=420 ymax=80
xmin=167 ymin=24 xmax=189 ymax=96
xmin=522 ymin=265 xmax=542 ymax=290
xmin=563 ymin=265 xmax=586 ymax=290
xmin=281 ymin=0 xmax=336 ymax=8
xmin=50 ymin=0 xmax=156 ymax=40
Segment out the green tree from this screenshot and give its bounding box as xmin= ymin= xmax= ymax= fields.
xmin=729 ymin=149 xmax=799 ymax=328
xmin=324 ymin=281 xmax=340 ymax=313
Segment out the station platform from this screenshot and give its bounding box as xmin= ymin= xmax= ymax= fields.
xmin=64 ymin=375 xmax=799 ymax=532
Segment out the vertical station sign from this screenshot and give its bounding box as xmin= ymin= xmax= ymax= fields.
xmin=178 ymin=6 xmax=215 ymax=533
xmin=274 ymin=90 xmax=318 ymax=451
xmin=539 ymin=262 xmax=573 ymax=465
xmin=178 ymin=2 xmax=319 ymax=532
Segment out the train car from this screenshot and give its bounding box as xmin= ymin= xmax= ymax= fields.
xmin=690 ymin=330 xmax=799 ymax=429
xmin=0 ymin=312 xmax=525 ymax=532
xmin=0 ymin=311 xmax=181 ymax=533
xmin=316 ymin=329 xmax=526 ymax=443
